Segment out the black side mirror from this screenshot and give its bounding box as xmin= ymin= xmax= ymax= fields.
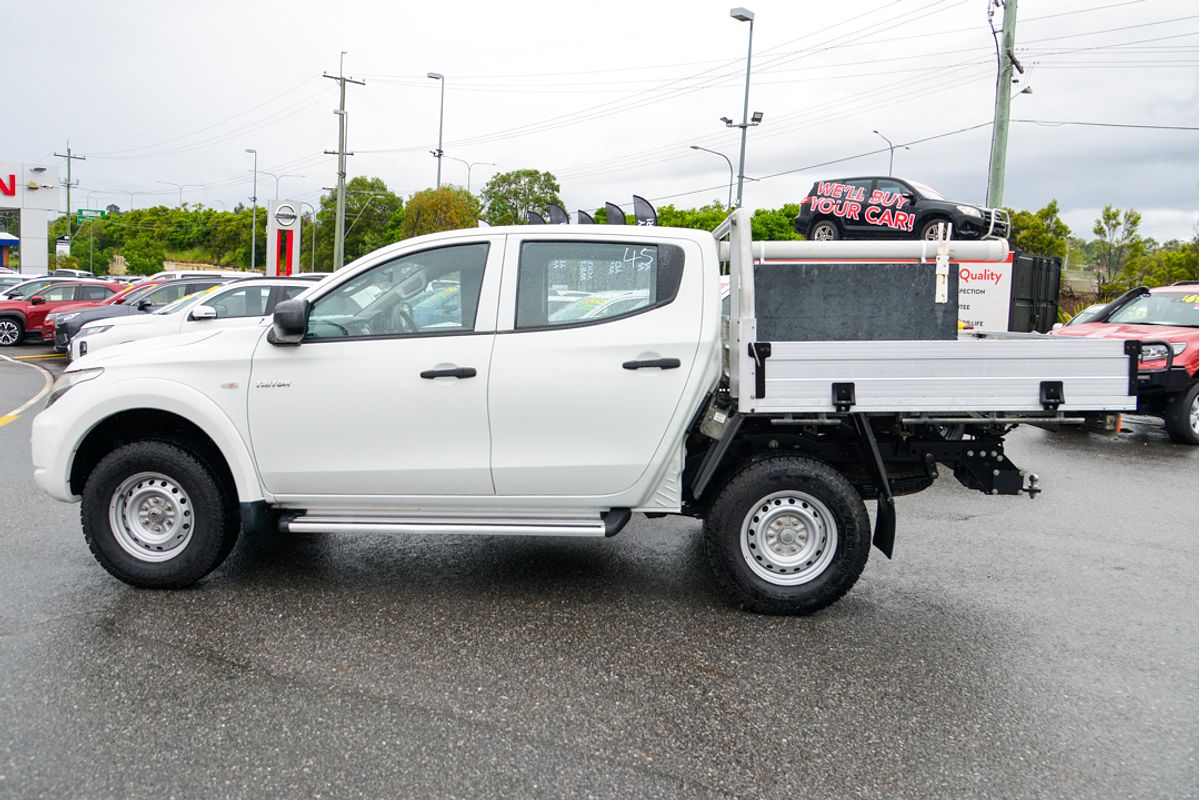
xmin=269 ymin=298 xmax=310 ymax=345
xmin=137 ymin=299 xmax=153 ymax=311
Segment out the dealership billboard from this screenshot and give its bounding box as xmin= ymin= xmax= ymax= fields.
xmin=0 ymin=162 xmax=61 ymax=275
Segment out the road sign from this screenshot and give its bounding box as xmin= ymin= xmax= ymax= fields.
xmin=76 ymin=208 xmax=105 ymax=223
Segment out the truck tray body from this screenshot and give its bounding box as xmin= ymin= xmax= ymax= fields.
xmin=717 ymin=212 xmax=1138 ymax=417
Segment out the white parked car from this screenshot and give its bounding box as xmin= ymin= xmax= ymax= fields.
xmin=71 ymin=278 xmax=316 ymax=360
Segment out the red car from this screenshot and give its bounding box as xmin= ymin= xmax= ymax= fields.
xmin=41 ymin=280 xmax=165 ymax=343
xmin=1054 ymin=282 xmax=1199 ymax=444
xmin=0 ymin=280 xmax=123 ymax=347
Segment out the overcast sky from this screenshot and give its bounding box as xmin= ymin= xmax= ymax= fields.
xmin=9 ymin=0 xmax=1199 ymax=241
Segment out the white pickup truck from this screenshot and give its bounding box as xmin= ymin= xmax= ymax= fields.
xmin=31 ymin=210 xmax=1140 ymax=614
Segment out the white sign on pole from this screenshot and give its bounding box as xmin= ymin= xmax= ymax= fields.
xmin=956 ymin=254 xmax=1014 ymax=331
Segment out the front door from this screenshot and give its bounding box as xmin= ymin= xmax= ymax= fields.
xmin=488 ymin=237 xmax=703 ymax=497
xmin=248 ymin=240 xmax=501 ymax=498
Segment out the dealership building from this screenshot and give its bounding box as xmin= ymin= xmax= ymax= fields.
xmin=0 ymin=161 xmax=60 ymax=275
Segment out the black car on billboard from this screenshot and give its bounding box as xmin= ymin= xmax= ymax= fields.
xmin=793 ymin=176 xmax=1010 ymax=242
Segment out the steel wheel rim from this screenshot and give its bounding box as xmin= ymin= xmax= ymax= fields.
xmin=0 ymin=320 xmax=18 ymax=345
xmin=740 ymin=490 xmax=838 ymax=586
xmin=108 ymin=471 xmax=195 ymax=562
xmin=812 ymin=224 xmax=835 ymax=241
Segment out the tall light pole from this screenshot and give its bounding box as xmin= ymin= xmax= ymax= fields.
xmin=428 ymin=72 xmax=445 ymax=188
xmin=442 ymin=156 xmax=495 ymax=193
xmin=260 ymin=171 xmax=306 ymax=202
xmin=157 ymin=181 xmax=187 ymax=207
xmin=245 ymin=148 xmax=258 ymax=270
xmin=728 ymin=8 xmax=756 ymax=208
xmin=300 ymin=201 xmax=318 ymax=273
xmin=689 ymin=145 xmax=735 ymax=210
xmin=872 ymin=130 xmax=909 ymax=177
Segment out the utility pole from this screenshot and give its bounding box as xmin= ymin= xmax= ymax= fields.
xmin=986 ymin=0 xmax=1022 ymax=208
xmin=54 ymin=141 xmax=86 ymax=237
xmin=324 ymin=52 xmax=365 ymax=271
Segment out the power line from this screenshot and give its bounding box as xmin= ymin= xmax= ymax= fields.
xmin=1014 ymin=119 xmax=1199 ymax=130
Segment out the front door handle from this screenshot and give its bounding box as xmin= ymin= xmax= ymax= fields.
xmin=420 ymin=367 xmax=477 ymax=379
xmin=623 ymin=358 xmax=681 ymax=370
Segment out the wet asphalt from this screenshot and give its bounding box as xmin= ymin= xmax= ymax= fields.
xmin=0 ymin=346 xmax=1196 ymax=799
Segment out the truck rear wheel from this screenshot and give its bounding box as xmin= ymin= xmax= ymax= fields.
xmin=704 ymin=456 xmax=871 ymax=615
xmin=1164 ymin=383 xmax=1198 ymax=445
xmin=81 ymin=441 xmax=239 ymax=588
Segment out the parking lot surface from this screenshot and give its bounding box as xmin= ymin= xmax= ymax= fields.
xmin=0 ymin=344 xmax=1196 ymax=799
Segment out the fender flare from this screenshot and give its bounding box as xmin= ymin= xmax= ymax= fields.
xmin=54 ymin=377 xmax=265 ymax=504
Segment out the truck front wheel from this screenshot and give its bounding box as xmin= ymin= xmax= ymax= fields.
xmin=704 ymin=456 xmax=871 ymax=615
xmin=81 ymin=441 xmax=239 ymax=588
xmin=1164 ymin=383 xmax=1199 ymax=445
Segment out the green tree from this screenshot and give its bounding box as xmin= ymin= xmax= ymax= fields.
xmin=1117 ymin=238 xmax=1199 ymax=290
xmin=312 ymin=176 xmax=404 ymax=268
xmin=398 ymin=186 xmax=480 ymax=239
xmin=1004 ymin=199 xmax=1071 ymax=257
xmin=480 ymin=169 xmax=562 ymax=226
xmin=1092 ymin=204 xmax=1143 ymax=296
xmin=751 ymin=203 xmax=802 ymax=241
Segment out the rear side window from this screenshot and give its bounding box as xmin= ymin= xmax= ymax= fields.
xmin=78 ymin=285 xmax=112 ymax=301
xmin=209 ymin=285 xmax=272 ymax=318
xmin=515 ymin=241 xmax=684 ymax=329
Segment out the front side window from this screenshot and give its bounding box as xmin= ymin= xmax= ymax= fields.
xmin=209 ymin=285 xmax=271 ymax=318
xmin=306 ymin=243 xmax=489 ymax=340
xmin=515 ymin=241 xmax=684 ymax=329
xmin=873 ymin=178 xmax=910 ymax=196
xmin=1109 ymin=293 xmax=1199 ymax=327
xmin=144 ymin=283 xmax=190 ymax=308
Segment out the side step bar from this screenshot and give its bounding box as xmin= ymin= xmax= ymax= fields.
xmin=283 ymin=508 xmax=631 ymax=538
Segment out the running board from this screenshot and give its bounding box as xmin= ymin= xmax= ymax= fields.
xmin=283 ymin=509 xmax=631 ymax=538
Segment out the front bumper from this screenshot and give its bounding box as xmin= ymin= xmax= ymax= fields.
xmin=1137 ymin=366 xmax=1195 ymax=398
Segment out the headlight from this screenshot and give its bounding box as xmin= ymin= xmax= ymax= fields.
xmin=57 ymin=312 xmax=81 ymax=323
xmin=76 ymin=325 xmax=113 ymax=338
xmin=956 ymin=205 xmax=983 ymax=218
xmin=45 ymin=368 xmax=104 ymax=408
xmin=1140 ymin=342 xmax=1187 ymax=361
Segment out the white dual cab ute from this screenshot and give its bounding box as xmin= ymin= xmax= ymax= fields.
xmin=31 ymin=210 xmax=1140 ymax=614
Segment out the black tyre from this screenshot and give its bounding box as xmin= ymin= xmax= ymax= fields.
xmin=1164 ymin=383 xmax=1199 ymax=445
xmin=808 ymin=220 xmax=841 ymax=241
xmin=936 ymin=423 xmax=966 ymax=441
xmin=919 ymin=218 xmax=953 ymax=240
xmin=81 ymin=441 xmax=239 ymax=588
xmin=0 ymin=317 xmax=23 ymax=346
xmin=703 ymin=456 xmax=871 ymax=615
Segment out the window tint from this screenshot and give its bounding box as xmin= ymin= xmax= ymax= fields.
xmin=307 ymin=243 xmax=489 ymax=339
xmin=78 ymin=285 xmax=112 ymax=301
xmin=844 ymin=179 xmax=873 ymax=193
xmin=278 ymin=285 xmax=308 ymax=303
xmin=209 ymin=285 xmax=271 ymax=318
xmin=516 ymin=241 xmax=684 ymax=329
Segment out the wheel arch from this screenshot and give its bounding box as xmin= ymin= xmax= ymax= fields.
xmin=70 ymin=409 xmax=242 ymax=502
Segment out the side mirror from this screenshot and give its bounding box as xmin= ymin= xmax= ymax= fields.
xmin=30 ymin=295 xmax=45 ymax=306
xmin=269 ymin=298 xmax=310 ymax=345
xmin=1051 ymin=322 xmax=1063 ymax=330
xmin=190 ymin=305 xmax=218 ymax=321
xmin=137 ymin=299 xmax=153 ymax=311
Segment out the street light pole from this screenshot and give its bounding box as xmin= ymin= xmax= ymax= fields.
xmin=731 ymin=8 xmax=755 ymax=208
xmin=442 ymin=156 xmax=495 ymax=193
xmin=428 ymin=72 xmax=445 ymax=189
xmin=260 ymin=171 xmax=307 ymax=203
xmin=871 ymin=130 xmax=909 ymax=176
xmin=689 ymin=145 xmax=735 ymax=210
xmin=245 ymin=148 xmax=258 ymax=270
xmin=300 ymin=201 xmax=318 ymax=273
xmin=157 ymin=181 xmax=186 ymax=207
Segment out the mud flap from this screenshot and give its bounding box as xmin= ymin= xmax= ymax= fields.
xmin=851 ymin=414 xmax=896 ymax=558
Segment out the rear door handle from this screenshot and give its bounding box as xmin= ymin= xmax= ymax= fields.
xmin=623 ymin=358 xmax=681 ymax=370
xmin=420 ymin=367 xmax=477 ymax=379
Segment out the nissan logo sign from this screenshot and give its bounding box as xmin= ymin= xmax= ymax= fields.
xmin=274 ymin=204 xmax=298 ymax=226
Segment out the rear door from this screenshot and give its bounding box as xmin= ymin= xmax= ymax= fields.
xmin=488 ymin=236 xmax=703 ymax=496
